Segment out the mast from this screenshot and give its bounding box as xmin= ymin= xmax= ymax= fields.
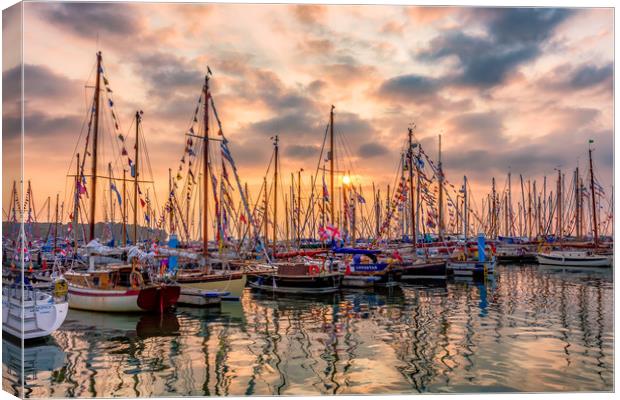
xmin=263 ymin=176 xmax=268 ymax=246
xmin=272 ymin=135 xmax=279 ymax=254
xmin=408 ymin=127 xmax=416 ymax=247
xmin=556 ymin=169 xmax=562 ymax=240
xmin=575 ymin=167 xmax=580 ymax=238
xmin=89 ymin=51 xmax=102 ymax=241
xmin=463 ymin=176 xmax=468 ymax=240
xmin=416 ymin=144 xmax=422 ymax=241
xmin=133 ymin=111 xmax=141 ymax=244
xmin=122 ymin=169 xmax=127 ymax=246
xmin=519 ymin=174 xmax=525 ymax=237
xmin=508 ymin=171 xmax=512 ymax=236
xmin=589 ymin=142 xmax=599 ymax=244
xmin=203 ymin=74 xmax=210 ymax=256
xmin=329 ymin=105 xmax=335 ymax=224
xmin=53 ymin=193 xmax=59 ymax=254
xmin=297 ymin=169 xmax=301 ymax=245
xmin=438 ymin=134 xmax=444 ymax=239
xmin=73 ymin=154 xmax=80 ymax=251
xmin=491 ymin=177 xmax=496 ymax=238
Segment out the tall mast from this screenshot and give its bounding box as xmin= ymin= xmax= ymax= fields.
xmin=519 ymin=174 xmax=525 ymax=237
xmin=133 ymin=111 xmax=141 ymax=244
xmin=329 ymin=105 xmax=335 ymax=224
xmin=575 ymin=167 xmax=580 ymax=238
xmin=416 ymin=144 xmax=422 ymax=240
xmin=491 ymin=177 xmax=496 ymax=238
xmin=53 ymin=193 xmax=59 ymax=254
xmin=463 ymin=176 xmax=468 ymax=240
xmin=88 ymin=51 xmax=102 ymax=241
xmin=589 ymin=143 xmax=599 ymax=244
xmin=297 ymin=169 xmax=302 ymax=245
xmin=74 ymin=153 xmax=80 ymax=251
xmin=273 ymin=135 xmax=279 ymax=254
xmin=203 ymin=74 xmax=210 ymax=256
xmin=556 ymin=169 xmax=562 ymax=240
xmin=438 ymin=134 xmax=444 ymax=239
xmin=407 ymin=127 xmax=416 ymax=247
xmin=507 ymin=171 xmax=512 ymax=236
xmin=263 ymin=176 xmax=268 ymax=246
xmin=122 ymin=169 xmax=127 ymax=246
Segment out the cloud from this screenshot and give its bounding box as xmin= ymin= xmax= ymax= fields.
xmin=447 ymin=111 xmax=506 ymax=147
xmin=38 ymin=3 xmax=141 ymax=38
xmin=292 ymin=4 xmax=327 ymax=26
xmin=358 ymin=142 xmax=389 ymax=158
xmin=377 ymin=74 xmax=441 ymax=101
xmin=285 ymin=144 xmax=321 ymax=159
xmin=543 ymin=62 xmax=613 ymax=92
xmin=417 ymin=8 xmax=576 ymax=88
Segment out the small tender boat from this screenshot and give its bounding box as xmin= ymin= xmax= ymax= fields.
xmin=247 ymin=260 xmax=341 ymax=294
xmin=2 ymin=276 xmax=69 ymax=340
xmin=335 ymin=248 xmax=400 ymax=287
xmin=536 ymin=251 xmax=612 ymax=267
xmin=398 ymin=259 xmax=447 ymax=280
xmin=446 ymin=259 xmax=495 ymax=278
xmin=64 ymin=263 xmax=180 ymax=313
xmin=177 ymin=287 xmax=230 ymax=306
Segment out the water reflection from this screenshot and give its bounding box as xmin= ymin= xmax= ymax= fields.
xmin=2 ymin=265 xmax=613 ymax=397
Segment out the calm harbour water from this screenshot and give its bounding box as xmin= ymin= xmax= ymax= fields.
xmin=3 ymin=264 xmax=614 ymax=397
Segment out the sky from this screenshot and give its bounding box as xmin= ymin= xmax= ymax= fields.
xmin=2 ymin=2 xmax=614 ymax=225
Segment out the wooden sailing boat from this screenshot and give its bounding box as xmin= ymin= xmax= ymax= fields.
xmin=246 ymin=133 xmax=342 ymax=294
xmin=63 ymin=52 xmax=180 ymax=312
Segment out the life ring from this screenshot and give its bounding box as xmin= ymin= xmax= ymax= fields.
xmin=308 ymin=265 xmax=320 ymax=275
xmin=130 ymin=271 xmax=144 ymax=289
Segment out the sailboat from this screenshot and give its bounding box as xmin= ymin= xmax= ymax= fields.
xmin=61 ymin=51 xmax=180 ymax=312
xmin=536 ymin=142 xmax=613 ymax=268
xmin=245 ymin=133 xmax=342 ymax=294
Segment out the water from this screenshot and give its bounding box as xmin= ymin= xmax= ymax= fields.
xmin=3 ymin=265 xmax=613 ymax=397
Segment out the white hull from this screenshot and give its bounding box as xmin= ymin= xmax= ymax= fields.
xmin=447 ymin=260 xmax=495 ymax=276
xmin=2 ymin=286 xmax=68 ymax=340
xmin=536 ymin=253 xmax=612 ymax=267
xmin=180 ymin=274 xmax=246 ymax=298
xmin=68 ymin=285 xmax=142 ymax=312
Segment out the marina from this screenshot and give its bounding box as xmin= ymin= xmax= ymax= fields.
xmin=1 ymin=3 xmax=614 ymax=398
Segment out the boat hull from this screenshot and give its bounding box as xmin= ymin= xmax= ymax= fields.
xmin=447 ymin=260 xmax=495 ymax=278
xmin=247 ymin=273 xmax=341 ymax=294
xmin=399 ymin=261 xmax=447 ymax=280
xmin=2 ymin=287 xmax=68 ymax=340
xmin=68 ymin=285 xmax=180 ymax=313
xmin=536 ymin=253 xmax=612 ymax=267
xmin=178 ymin=273 xmax=246 ymax=298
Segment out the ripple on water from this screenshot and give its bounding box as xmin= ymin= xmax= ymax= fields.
xmin=3 ymin=265 xmax=613 ymax=397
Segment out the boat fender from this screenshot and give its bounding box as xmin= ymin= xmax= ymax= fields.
xmin=53 ymin=279 xmax=68 ymax=298
xmin=130 ymin=271 xmax=144 ymax=289
xmin=308 ymin=265 xmax=320 ymax=275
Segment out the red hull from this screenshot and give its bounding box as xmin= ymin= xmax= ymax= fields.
xmin=137 ymin=285 xmax=181 ymax=313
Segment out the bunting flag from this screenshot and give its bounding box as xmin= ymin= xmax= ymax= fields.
xmin=140 ymin=198 xmax=146 ymax=208
xmin=322 ymin=176 xmax=330 ymax=201
xmin=110 ymin=183 xmax=122 ymax=205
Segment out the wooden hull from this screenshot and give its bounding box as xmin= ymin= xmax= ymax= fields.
xmin=399 ymin=261 xmax=447 ymax=280
xmin=247 ymin=273 xmax=341 ymax=294
xmin=68 ymin=285 xmax=180 ymax=313
xmin=179 ymin=273 xmax=246 ymax=298
xmin=536 ymin=253 xmax=612 ymax=267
